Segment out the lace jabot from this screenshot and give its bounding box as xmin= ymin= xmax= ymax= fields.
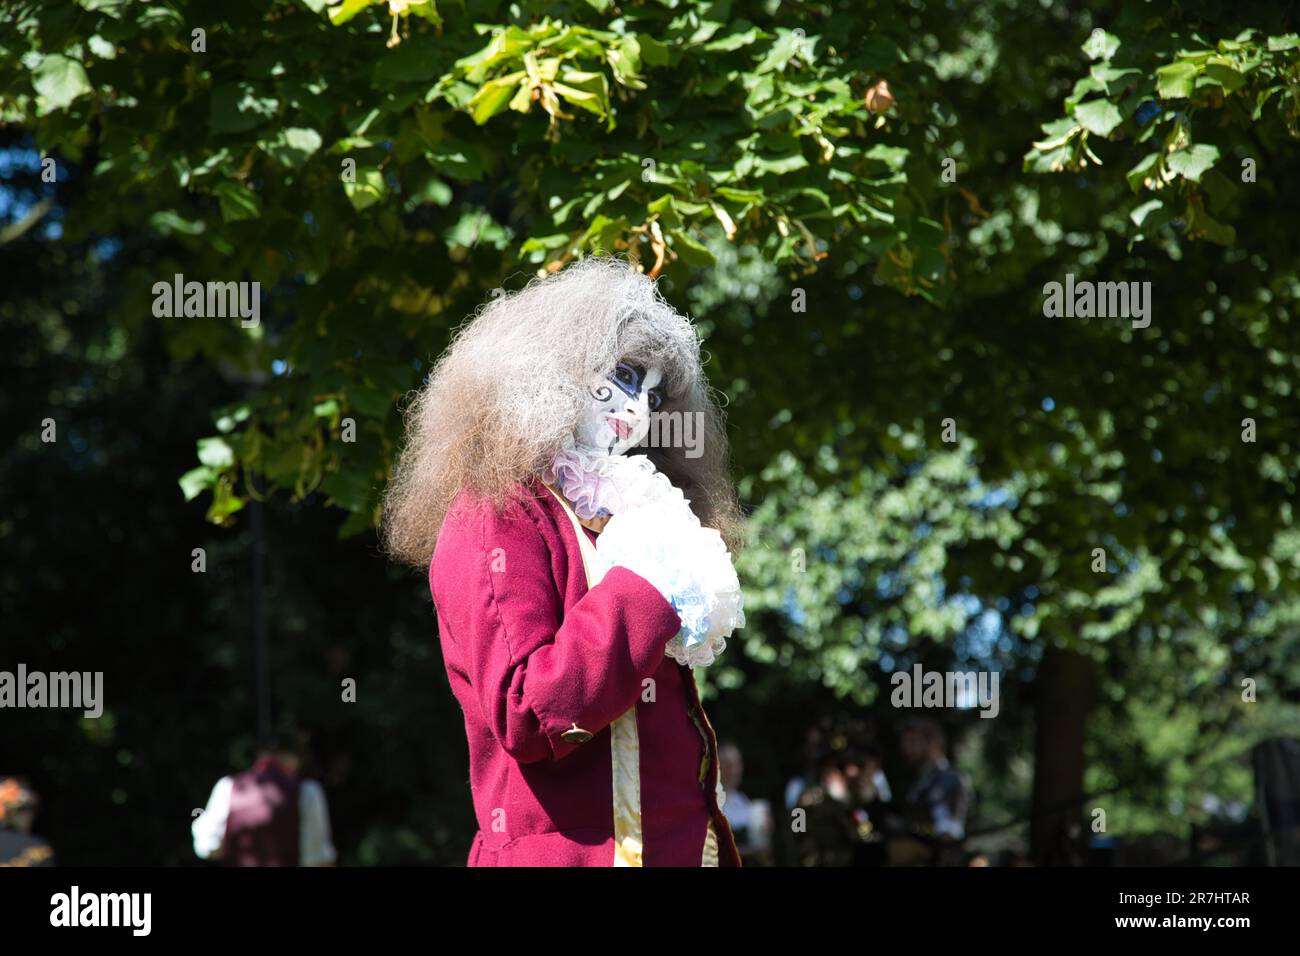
xmin=540 ymin=444 xmax=743 ymax=668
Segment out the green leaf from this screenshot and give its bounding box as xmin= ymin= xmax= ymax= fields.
xmin=648 ymin=194 xmax=683 ymax=228
xmin=865 ymin=144 xmax=910 ymax=171
xmin=1200 ymin=168 xmax=1236 ymax=212
xmin=179 ymin=466 xmax=216 ymax=501
xmin=409 ymin=0 xmax=442 ymax=26
xmin=344 ymin=167 xmax=386 ymax=211
xmin=716 ymin=186 xmax=765 ymax=204
xmin=213 ymin=180 xmax=262 ymax=222
xmin=215 ymin=404 xmax=251 ymax=433
xmin=210 ymin=84 xmax=279 ymax=134
xmin=406 ymin=175 xmax=452 ymax=207
xmin=755 ymin=30 xmax=805 ymax=74
xmin=915 ymin=245 xmax=946 ymax=285
xmin=373 ymin=35 xmax=442 ymax=84
xmin=1187 ymin=198 xmax=1235 ymax=245
xmin=262 ymin=127 xmax=323 ymax=168
xmin=557 ymin=70 xmax=611 ymax=118
xmin=1074 ymin=98 xmax=1123 ymax=137
xmin=671 ymin=230 xmax=716 ymax=267
xmin=581 ymin=214 xmax=628 ymax=253
xmin=705 ymin=27 xmax=764 ymax=52
xmin=467 ymin=72 xmax=525 ymax=124
xmin=87 ymin=36 xmax=118 ymax=60
xmin=638 ymin=34 xmax=670 ymax=66
xmin=321 ymin=468 xmax=372 ymax=512
xmin=1082 ymin=30 xmax=1120 ymax=61
xmin=206 ymin=483 xmax=245 ymax=522
xmin=1156 ymin=61 xmax=1198 ymax=99
xmin=328 ymin=0 xmax=375 ymax=25
xmin=1129 ymin=198 xmax=1164 ymax=228
xmin=520 ymin=232 xmax=572 ymax=254
xmin=149 ymin=210 xmax=206 ymax=236
xmin=1166 ymin=143 xmax=1219 ymax=182
xmin=1030 ymin=117 xmax=1081 ymax=150
xmin=1126 ymin=152 xmax=1161 ymax=193
xmin=197 ymin=437 xmax=235 ymax=468
xmin=1201 ymin=64 xmax=1245 ymax=93
xmin=1089 ymin=63 xmax=1140 ymax=93
xmin=32 ymin=55 xmax=92 ymax=112
xmin=608 ymin=36 xmax=644 ymax=88
xmin=754 ymin=151 xmax=809 ymax=175
xmin=1253 ymin=84 xmax=1284 ymax=120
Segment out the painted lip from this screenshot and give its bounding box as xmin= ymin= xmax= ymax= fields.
xmin=606 ymin=417 xmax=634 ymax=440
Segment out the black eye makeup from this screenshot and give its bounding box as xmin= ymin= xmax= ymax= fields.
xmin=608 ymin=361 xmax=647 ymax=399
xmin=604 ymin=360 xmax=667 ymax=413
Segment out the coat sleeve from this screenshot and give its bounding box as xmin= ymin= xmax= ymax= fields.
xmin=435 ymin=499 xmax=682 ymax=763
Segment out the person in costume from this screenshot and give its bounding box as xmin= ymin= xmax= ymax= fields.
xmin=0 ymin=777 xmax=55 ymax=867
xmin=192 ymin=732 xmax=337 ymax=866
xmin=898 ymin=718 xmax=971 ymax=856
xmin=384 ymin=257 xmax=746 ymax=866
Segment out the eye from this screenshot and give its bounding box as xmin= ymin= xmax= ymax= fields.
xmin=607 ymin=361 xmax=646 ymax=399
xmin=647 ymin=389 xmax=665 ymax=412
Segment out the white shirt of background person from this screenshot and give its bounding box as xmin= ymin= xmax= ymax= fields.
xmin=869 ymin=768 xmax=892 ymax=803
xmin=192 ymin=776 xmax=338 ymax=866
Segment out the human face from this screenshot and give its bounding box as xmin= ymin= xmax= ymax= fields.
xmin=576 ymin=360 xmax=666 ymax=456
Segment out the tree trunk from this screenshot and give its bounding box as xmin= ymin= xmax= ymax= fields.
xmin=1030 ymin=644 xmax=1098 ymax=865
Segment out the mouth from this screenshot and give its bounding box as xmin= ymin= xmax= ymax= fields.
xmin=606 ymin=417 xmax=634 ymax=441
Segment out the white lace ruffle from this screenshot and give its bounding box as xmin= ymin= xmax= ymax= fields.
xmin=549 ymin=449 xmax=744 ymax=668
xmin=544 ymin=444 xmax=677 ymax=519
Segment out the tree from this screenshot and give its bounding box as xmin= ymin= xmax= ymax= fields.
xmin=5 ymin=0 xmax=1300 ymax=864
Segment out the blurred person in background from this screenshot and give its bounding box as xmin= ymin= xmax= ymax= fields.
xmin=784 ymin=723 xmax=824 ymax=812
xmin=848 ymin=741 xmax=892 ymax=815
xmin=719 ymin=740 xmax=773 ymax=864
xmin=891 ymin=717 xmax=972 ymax=865
xmin=794 ymin=745 xmax=865 ymax=866
xmin=192 ymin=732 xmax=337 ymax=867
xmin=843 ymin=741 xmax=893 ymax=865
xmin=0 ymin=776 xmax=54 ymax=867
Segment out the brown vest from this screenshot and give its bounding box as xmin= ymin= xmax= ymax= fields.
xmin=221 ymin=756 xmax=300 ymax=866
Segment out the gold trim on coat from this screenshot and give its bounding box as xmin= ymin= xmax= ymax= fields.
xmin=543 ymin=483 xmax=645 ymax=867
xmin=702 ymin=821 xmax=719 ymax=867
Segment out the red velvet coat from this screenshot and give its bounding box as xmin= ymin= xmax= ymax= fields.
xmin=430 ymin=477 xmax=741 ymax=866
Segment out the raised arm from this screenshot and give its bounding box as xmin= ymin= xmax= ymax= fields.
xmin=433 ymin=498 xmax=681 ymax=763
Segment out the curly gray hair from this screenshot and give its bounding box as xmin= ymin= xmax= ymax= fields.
xmin=383 ymin=257 xmax=742 ymax=568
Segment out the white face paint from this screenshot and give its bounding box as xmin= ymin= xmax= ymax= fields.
xmin=576 ymin=360 xmax=666 ymax=457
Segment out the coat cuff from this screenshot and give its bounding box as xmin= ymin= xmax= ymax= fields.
xmin=601 ymin=565 xmax=684 ymax=648
xmin=536 ymin=566 xmax=682 ymax=761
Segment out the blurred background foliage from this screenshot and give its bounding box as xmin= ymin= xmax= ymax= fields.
xmin=2 ymin=0 xmax=1299 ymax=864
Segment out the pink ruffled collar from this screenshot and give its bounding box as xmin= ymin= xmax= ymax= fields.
xmin=543 ymin=446 xmax=617 ymax=520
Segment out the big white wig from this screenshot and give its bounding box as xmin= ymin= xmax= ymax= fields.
xmin=383 ymin=257 xmax=742 ymax=568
